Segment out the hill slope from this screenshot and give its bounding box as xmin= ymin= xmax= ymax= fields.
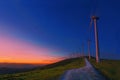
xmin=60 ymin=58 xmax=106 ymax=80
xmin=0 ymin=58 xmax=84 ymax=80
xmin=0 ymin=63 xmax=43 ymax=74
xmin=90 ymin=58 xmax=120 ymax=80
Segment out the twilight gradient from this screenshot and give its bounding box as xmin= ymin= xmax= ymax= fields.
xmin=0 ymin=0 xmax=120 ymax=62
xmin=0 ymin=34 xmax=62 ymax=64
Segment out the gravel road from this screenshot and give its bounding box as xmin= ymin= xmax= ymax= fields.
xmin=60 ymin=58 xmax=106 ymax=80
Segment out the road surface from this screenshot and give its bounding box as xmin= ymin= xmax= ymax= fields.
xmin=59 ymin=58 xmax=106 ymax=80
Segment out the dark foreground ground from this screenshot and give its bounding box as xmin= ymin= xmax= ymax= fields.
xmin=0 ymin=57 xmax=119 ymax=80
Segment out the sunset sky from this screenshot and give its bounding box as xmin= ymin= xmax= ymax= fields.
xmin=0 ymin=0 xmax=120 ymax=64
xmin=0 ymin=34 xmax=63 ymax=64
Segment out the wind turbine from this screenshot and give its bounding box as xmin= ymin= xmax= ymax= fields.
xmin=90 ymin=16 xmax=100 ymax=63
xmin=82 ymin=43 xmax=84 ymax=58
xmin=90 ymin=0 xmax=100 ymax=63
xmin=87 ymin=17 xmax=93 ymax=60
xmin=88 ymin=39 xmax=91 ymax=60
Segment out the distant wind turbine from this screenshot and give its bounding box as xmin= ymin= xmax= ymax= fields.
xmin=88 ymin=39 xmax=91 ymax=60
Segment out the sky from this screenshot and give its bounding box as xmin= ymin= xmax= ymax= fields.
xmin=0 ymin=0 xmax=120 ymax=63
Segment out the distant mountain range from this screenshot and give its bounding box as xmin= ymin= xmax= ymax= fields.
xmin=0 ymin=63 xmax=45 ymax=74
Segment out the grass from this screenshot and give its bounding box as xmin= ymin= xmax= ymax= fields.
xmin=89 ymin=58 xmax=120 ymax=80
xmin=0 ymin=57 xmax=85 ymax=80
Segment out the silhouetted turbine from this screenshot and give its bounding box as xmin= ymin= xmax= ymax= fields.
xmin=92 ymin=16 xmax=100 ymax=63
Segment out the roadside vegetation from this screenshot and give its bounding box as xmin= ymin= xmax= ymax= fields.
xmin=90 ymin=58 xmax=120 ymax=80
xmin=0 ymin=57 xmax=84 ymax=80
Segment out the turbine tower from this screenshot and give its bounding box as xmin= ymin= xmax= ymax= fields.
xmin=92 ymin=16 xmax=100 ymax=63
xmin=82 ymin=43 xmax=84 ymax=58
xmin=88 ymin=40 xmax=91 ymax=60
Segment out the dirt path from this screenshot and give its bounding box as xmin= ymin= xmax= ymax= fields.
xmin=59 ymin=58 xmax=106 ymax=80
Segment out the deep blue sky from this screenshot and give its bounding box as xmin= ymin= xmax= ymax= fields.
xmin=0 ymin=0 xmax=120 ymax=59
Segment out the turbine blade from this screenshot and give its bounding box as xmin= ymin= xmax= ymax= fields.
xmin=90 ymin=18 xmax=93 ymax=28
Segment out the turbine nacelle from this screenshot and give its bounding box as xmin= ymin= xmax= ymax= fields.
xmin=92 ymin=16 xmax=99 ymax=20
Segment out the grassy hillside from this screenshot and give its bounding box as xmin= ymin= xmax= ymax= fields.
xmin=0 ymin=58 xmax=84 ymax=80
xmin=90 ymin=58 xmax=120 ymax=80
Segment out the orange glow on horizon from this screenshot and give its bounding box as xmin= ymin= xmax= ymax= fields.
xmin=0 ymin=58 xmax=62 ymax=64
xmin=0 ymin=35 xmax=62 ymax=64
